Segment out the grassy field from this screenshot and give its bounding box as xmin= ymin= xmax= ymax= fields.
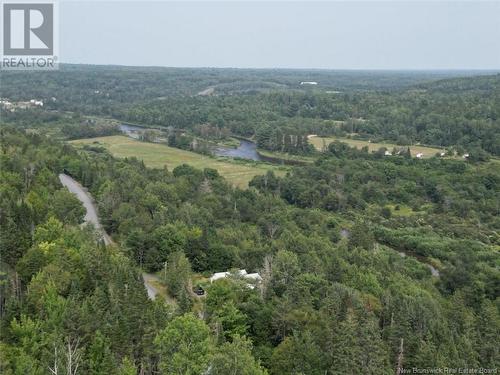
xmin=257 ymin=149 xmax=315 ymax=164
xmin=309 ymin=136 xmax=444 ymax=158
xmin=70 ymin=136 xmax=284 ymax=188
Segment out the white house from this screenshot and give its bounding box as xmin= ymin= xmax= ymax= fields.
xmin=210 ymin=269 xmax=262 ymax=284
xmin=245 ymin=273 xmax=263 ymax=281
xmin=463 ymin=153 xmax=470 ymax=159
xmin=384 ymin=150 xmax=392 ymax=156
xmin=30 ymin=99 xmax=43 ymax=107
xmin=300 ymin=81 xmax=318 ymax=85
xmin=416 ymin=153 xmax=424 ymax=158
xmin=210 ymin=272 xmax=229 ymax=283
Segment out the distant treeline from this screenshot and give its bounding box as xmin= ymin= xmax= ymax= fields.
xmin=121 ymin=77 xmax=500 ymax=155
xmin=1 ymin=66 xmax=498 ymax=154
xmin=61 ymin=121 xmax=121 ymax=139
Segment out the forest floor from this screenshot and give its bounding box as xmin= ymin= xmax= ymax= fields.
xmin=308 ymin=135 xmax=444 ymax=157
xmin=70 ymin=135 xmax=286 ymax=188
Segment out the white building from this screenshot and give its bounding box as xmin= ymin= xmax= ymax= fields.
xmin=416 ymin=153 xmax=424 ymax=159
xmin=210 ymin=269 xmax=262 ymax=285
xmin=245 ymin=273 xmax=263 ymax=281
xmin=300 ymin=81 xmax=318 ymax=85
xmin=210 ymin=272 xmax=230 ymax=283
xmin=30 ymin=99 xmax=43 ymax=106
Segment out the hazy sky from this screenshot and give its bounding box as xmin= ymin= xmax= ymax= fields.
xmin=60 ymin=1 xmax=500 ymax=69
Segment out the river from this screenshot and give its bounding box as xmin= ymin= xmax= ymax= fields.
xmin=118 ymin=124 xmax=437 ymax=277
xmin=58 ymin=173 xmax=159 ymax=298
xmin=119 ymin=124 xmax=145 ymax=139
xmin=213 ymin=139 xmax=261 ymax=161
xmin=119 ymin=124 xmax=263 ymax=162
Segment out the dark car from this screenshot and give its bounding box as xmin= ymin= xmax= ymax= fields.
xmin=193 ymin=286 xmax=205 ymax=296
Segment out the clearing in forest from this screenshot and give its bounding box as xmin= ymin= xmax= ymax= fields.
xmin=70 ymin=135 xmax=284 ymax=188
xmin=308 ymin=135 xmax=444 ymax=158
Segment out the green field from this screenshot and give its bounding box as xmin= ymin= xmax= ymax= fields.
xmin=71 ymin=136 xmax=284 ymax=188
xmin=309 ymin=136 xmax=444 ymax=158
xmin=257 ymin=149 xmax=315 ymax=164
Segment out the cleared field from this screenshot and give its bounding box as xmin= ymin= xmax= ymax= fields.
xmin=71 ymin=136 xmax=283 ymax=188
xmin=309 ymin=136 xmax=444 ymax=158
xmin=258 ymin=149 xmax=315 ymax=164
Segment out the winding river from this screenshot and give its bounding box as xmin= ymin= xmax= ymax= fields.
xmin=119 ymin=124 xmax=263 ymax=162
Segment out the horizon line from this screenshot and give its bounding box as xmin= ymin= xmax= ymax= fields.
xmin=57 ymin=62 xmax=500 ymax=72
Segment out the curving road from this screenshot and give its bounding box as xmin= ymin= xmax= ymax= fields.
xmin=142 ymin=273 xmax=162 ymax=300
xmin=58 ymin=174 xmax=113 ymax=245
xmin=58 ymin=174 xmax=158 ymax=298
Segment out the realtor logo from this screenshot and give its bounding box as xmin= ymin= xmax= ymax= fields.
xmin=3 ymin=3 xmax=53 ymax=55
xmin=1 ymin=0 xmax=58 ymax=69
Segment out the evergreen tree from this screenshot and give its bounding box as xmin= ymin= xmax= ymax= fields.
xmin=88 ymin=331 xmax=116 ymax=375
xmin=330 ymin=312 xmax=361 ymax=375
xmin=211 ymin=335 xmax=267 ymax=375
xmin=154 ymin=314 xmax=213 ymax=375
xmin=271 ymin=330 xmax=325 ymax=375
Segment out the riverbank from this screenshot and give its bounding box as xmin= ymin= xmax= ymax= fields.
xmin=117 ymin=122 xmax=315 ymax=167
xmin=257 ymin=149 xmax=315 ymax=165
xmin=70 ymin=135 xmax=286 ymax=188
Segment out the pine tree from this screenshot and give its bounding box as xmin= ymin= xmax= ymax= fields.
xmin=88 ymin=330 xmax=116 ymax=375
xmin=330 ymin=312 xmax=361 ymax=375
xmin=117 ymin=357 xmax=136 ymax=375
xmin=212 ymin=335 xmax=267 ymax=375
xmin=356 ymin=316 xmax=391 ymax=374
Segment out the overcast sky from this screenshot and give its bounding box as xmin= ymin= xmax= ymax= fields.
xmin=60 ymin=1 xmax=500 ymax=70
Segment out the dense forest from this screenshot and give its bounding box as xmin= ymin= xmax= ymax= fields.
xmin=2 ymin=66 xmax=499 ymax=155
xmin=0 ymin=67 xmax=499 ymax=373
xmin=1 ymin=125 xmax=499 ymax=373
